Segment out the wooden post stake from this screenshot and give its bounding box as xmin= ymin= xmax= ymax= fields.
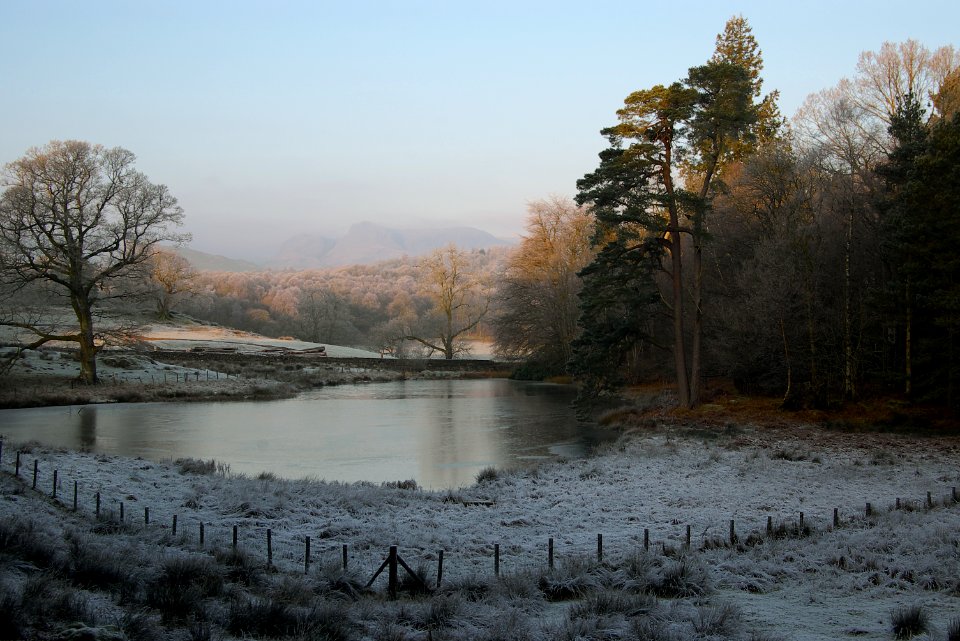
xmin=342 ymin=544 xmax=348 ymax=571
xmin=32 ymin=460 xmax=38 ymax=489
xmin=927 ymin=491 xmax=933 ymax=508
xmin=799 ymin=512 xmax=804 ymax=530
xmin=953 ymin=487 xmax=958 ymax=503
xmin=833 ymin=507 xmax=839 ymax=527
xmin=866 ymin=502 xmax=872 ymax=516
xmin=267 ymin=529 xmax=273 ymax=566
xmin=643 ymin=528 xmax=649 ymax=551
xmin=494 ymin=543 xmax=500 ymax=577
xmin=144 ymin=507 xmax=150 ymax=525
xmin=437 ymin=550 xmax=444 ymax=588
xmin=119 ymin=502 xmax=124 ymax=522
xmin=766 ymin=515 xmax=773 ymax=535
xmin=96 ymin=492 xmax=101 ymax=517
xmin=15 ymin=451 xmax=20 ymax=477
xmin=233 ymin=525 xmax=238 ymax=549
xmin=729 ymin=520 xmax=736 ymax=545
xmin=304 ymin=536 xmax=311 ymax=574
xmin=73 ymin=481 xmax=78 ymax=511
xmin=200 ymin=522 xmax=205 ymax=546
xmin=172 ymin=515 xmax=178 ymax=536
xmin=685 ymin=525 xmax=691 ymax=549
xmin=52 ymin=470 xmax=58 ymax=499
xmin=597 ymin=533 xmax=603 ymax=563
xmin=548 ymin=537 xmax=554 ymax=570
xmin=388 ymin=546 xmax=398 ymax=599
xmin=896 ymin=497 xmax=901 ymax=510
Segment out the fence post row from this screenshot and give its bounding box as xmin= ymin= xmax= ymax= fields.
xmin=5 ymin=454 xmax=960 ymax=589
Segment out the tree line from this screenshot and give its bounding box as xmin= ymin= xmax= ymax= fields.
xmin=2 ymin=17 xmax=958 ymax=415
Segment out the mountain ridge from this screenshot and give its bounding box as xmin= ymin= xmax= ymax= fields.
xmin=179 ymin=222 xmax=514 ymax=271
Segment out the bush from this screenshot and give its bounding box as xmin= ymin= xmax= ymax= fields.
xmin=653 ymin=558 xmax=709 ymax=598
xmin=145 ymin=555 xmax=223 ymax=622
xmin=947 ymin=617 xmax=960 ymax=641
xmin=475 ymin=466 xmax=499 ymax=484
xmin=176 ymin=458 xmax=217 ymax=475
xmin=891 ymin=605 xmax=928 ymax=639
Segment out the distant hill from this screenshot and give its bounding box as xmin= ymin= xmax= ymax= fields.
xmin=178 ymin=222 xmax=513 ymax=272
xmin=269 ymin=221 xmax=513 ymax=269
xmin=173 ymin=247 xmax=262 ymax=272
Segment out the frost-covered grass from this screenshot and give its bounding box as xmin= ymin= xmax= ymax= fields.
xmin=1 ymin=424 xmax=959 ymax=639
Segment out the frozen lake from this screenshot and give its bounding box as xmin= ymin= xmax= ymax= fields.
xmin=0 ymin=379 xmax=609 ymax=489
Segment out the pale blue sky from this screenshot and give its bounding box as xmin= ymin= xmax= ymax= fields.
xmin=1 ymin=1 xmax=957 ymax=258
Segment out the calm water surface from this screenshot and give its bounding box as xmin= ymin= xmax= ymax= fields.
xmin=0 ymin=379 xmax=608 ymax=489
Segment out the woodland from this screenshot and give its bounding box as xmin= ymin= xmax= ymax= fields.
xmin=2 ymin=17 xmax=959 ymax=415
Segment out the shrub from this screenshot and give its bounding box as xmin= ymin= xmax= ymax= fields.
xmin=947 ymin=617 xmax=960 ymax=641
xmin=215 ymin=547 xmax=263 ymax=585
xmin=145 ymin=555 xmax=223 ymax=621
xmin=568 ymin=590 xmax=655 ymax=618
xmin=653 ymin=558 xmax=709 ymax=598
xmin=176 ymin=458 xmax=217 ymax=475
xmin=693 ymin=603 xmax=740 ymax=636
xmin=475 ymin=466 xmax=499 ymax=484
xmin=891 ymin=605 xmax=928 ymax=639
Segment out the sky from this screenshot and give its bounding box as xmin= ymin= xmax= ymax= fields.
xmin=1 ymin=1 xmax=958 ymax=260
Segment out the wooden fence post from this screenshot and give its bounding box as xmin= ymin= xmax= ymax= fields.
xmin=643 ymin=528 xmax=649 ymax=551
xmin=342 ymin=544 xmax=349 ymax=571
xmin=267 ymin=529 xmax=273 ymax=566
xmin=233 ymin=525 xmax=238 ymax=550
xmin=766 ymin=515 xmax=773 ymax=535
xmin=32 ymin=460 xmax=38 ymax=489
xmin=172 ymin=515 xmax=178 ymax=536
xmin=953 ymin=487 xmax=958 ymax=503
xmin=304 ymin=536 xmax=311 ymax=574
xmin=548 ymin=538 xmax=554 ymax=570
xmin=388 ymin=546 xmax=398 ymax=600
xmin=96 ymin=492 xmax=101 ymax=517
xmin=927 ymin=491 xmax=933 ymax=508
xmin=494 ymin=543 xmax=500 ymax=577
xmin=145 ymin=507 xmax=150 ymax=525
xmin=200 ymin=522 xmax=205 ymax=546
xmin=833 ymin=507 xmax=839 ymax=527
xmin=866 ymin=502 xmax=872 ymax=516
xmin=597 ymin=533 xmax=603 ymax=563
xmin=799 ymin=512 xmax=804 ymax=530
xmin=52 ymin=470 xmax=58 ymax=499
xmin=896 ymin=498 xmax=901 ymax=510
xmin=119 ymin=502 xmax=124 ymax=522
xmin=685 ymin=525 xmax=691 ymax=549
xmin=73 ymin=481 xmax=78 ymax=511
xmin=437 ymin=550 xmax=444 ymax=588
xmin=15 ymin=451 xmax=20 ymax=477
xmin=729 ymin=520 xmax=736 ymax=545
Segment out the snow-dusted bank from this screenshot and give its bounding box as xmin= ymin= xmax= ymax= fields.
xmin=1 ymin=424 xmax=959 ymax=640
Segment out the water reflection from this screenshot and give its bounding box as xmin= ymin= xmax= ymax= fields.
xmin=0 ymin=379 xmax=605 ymax=489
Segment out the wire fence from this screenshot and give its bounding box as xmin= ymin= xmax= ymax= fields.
xmin=1 ymin=438 xmax=958 ymax=595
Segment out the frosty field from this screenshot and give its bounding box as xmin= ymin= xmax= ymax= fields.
xmin=1 ymin=421 xmax=959 ymax=640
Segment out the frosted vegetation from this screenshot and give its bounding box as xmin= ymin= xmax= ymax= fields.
xmin=2 ymin=423 xmax=959 ymax=640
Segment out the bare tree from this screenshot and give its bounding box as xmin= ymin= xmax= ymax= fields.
xmin=0 ymin=140 xmax=186 ymax=383
xmin=148 ymin=249 xmax=198 ymax=319
xmin=405 ymin=245 xmax=488 ymax=359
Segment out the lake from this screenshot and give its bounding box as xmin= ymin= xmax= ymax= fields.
xmin=0 ymin=379 xmax=609 ymax=489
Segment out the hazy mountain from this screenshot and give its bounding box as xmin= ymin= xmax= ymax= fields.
xmin=173 ymin=247 xmax=262 ymax=272
xmin=178 ymin=222 xmax=513 ymax=271
xmin=269 ymin=222 xmax=512 ymax=268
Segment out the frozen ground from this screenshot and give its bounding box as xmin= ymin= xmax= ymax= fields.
xmin=1 ymin=423 xmax=958 ymax=640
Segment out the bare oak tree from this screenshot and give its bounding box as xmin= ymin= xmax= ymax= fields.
xmin=148 ymin=249 xmax=198 ymax=320
xmin=0 ymin=140 xmax=186 ymax=383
